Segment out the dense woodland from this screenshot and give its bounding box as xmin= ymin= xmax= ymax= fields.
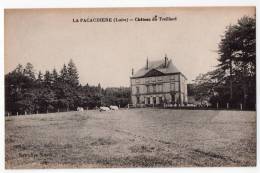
xmin=5 ymin=60 xmax=131 ymax=115
xmin=189 ymin=16 xmax=256 ymax=110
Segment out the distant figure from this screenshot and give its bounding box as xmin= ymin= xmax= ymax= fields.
xmin=110 ymin=105 xmax=119 ymax=110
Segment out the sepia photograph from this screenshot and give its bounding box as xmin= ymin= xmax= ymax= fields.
xmin=4 ymin=7 xmax=256 ymax=169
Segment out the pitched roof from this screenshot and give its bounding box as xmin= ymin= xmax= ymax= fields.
xmin=132 ymin=58 xmax=184 ymax=78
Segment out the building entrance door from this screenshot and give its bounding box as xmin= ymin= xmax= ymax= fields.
xmin=153 ymin=97 xmax=156 ymax=105
xmin=145 ymin=97 xmax=148 ymax=104
xmin=159 ymin=97 xmax=162 ymax=104
xmin=149 ymin=97 xmax=152 ymax=105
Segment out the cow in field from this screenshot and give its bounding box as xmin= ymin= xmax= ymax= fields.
xmin=77 ymin=107 xmax=84 ymax=112
xmin=99 ymin=107 xmax=110 ymax=112
xmin=110 ymin=105 xmax=119 ymax=110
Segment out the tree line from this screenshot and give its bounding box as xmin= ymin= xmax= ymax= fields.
xmin=189 ymin=16 xmax=256 ymax=110
xmin=5 ymin=59 xmax=131 ymax=115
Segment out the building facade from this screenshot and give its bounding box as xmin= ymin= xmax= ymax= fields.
xmin=130 ymin=56 xmax=188 ymax=106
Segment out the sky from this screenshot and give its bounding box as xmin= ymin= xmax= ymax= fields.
xmin=4 ymin=7 xmax=255 ymax=88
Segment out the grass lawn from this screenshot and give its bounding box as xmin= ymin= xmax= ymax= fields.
xmin=5 ymin=108 xmax=256 ymax=168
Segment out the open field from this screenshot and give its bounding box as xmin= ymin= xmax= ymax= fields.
xmin=5 ymin=108 xmax=256 ymax=168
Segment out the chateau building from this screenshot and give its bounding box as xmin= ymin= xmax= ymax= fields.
xmin=130 ymin=55 xmax=188 ymax=106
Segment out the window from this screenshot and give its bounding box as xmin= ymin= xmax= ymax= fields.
xmin=159 ymin=97 xmax=163 ymax=104
xmin=158 ymin=85 xmax=162 ymax=92
xmin=136 ymin=97 xmax=140 ymax=104
xmin=136 ymin=86 xmax=140 ymax=94
xmin=175 ymin=75 xmax=179 ymax=81
xmin=153 ymin=85 xmax=156 ymax=93
xmin=145 ymin=85 xmax=148 ymax=93
xmin=164 ymin=76 xmax=169 ymax=82
xmin=149 ymin=85 xmax=153 ymax=93
xmin=153 ymin=97 xmax=156 ymax=104
xmin=171 ymin=83 xmax=175 ymax=91
xmin=175 ymin=82 xmax=179 ymax=91
xmin=145 ymin=97 xmax=149 ymax=104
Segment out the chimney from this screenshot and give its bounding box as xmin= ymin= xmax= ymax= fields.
xmin=164 ymin=54 xmax=168 ymax=67
xmin=132 ymin=68 xmax=134 ymax=76
xmin=146 ymin=57 xmax=149 ymax=70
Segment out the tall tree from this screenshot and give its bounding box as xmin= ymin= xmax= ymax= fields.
xmin=59 ymin=64 xmax=68 ymax=83
xmin=14 ymin=64 xmax=24 ymax=74
xmin=37 ymin=71 xmax=43 ymax=85
xmin=218 ymin=16 xmax=256 ymax=108
xmin=24 ymin=62 xmax=36 ymax=80
xmin=44 ymin=70 xmax=53 ymax=87
xmin=52 ymin=68 xmax=59 ymax=83
xmin=67 ymin=59 xmax=79 ymax=86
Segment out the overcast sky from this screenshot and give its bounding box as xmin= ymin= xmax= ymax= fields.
xmin=5 ymin=7 xmax=255 ymax=87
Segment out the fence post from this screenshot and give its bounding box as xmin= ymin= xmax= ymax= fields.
xmin=127 ymin=104 xmax=129 ymax=109
xmin=17 ymin=112 xmax=18 ymax=116
xmin=227 ymin=103 xmax=229 ymax=109
xmin=58 ymin=108 xmax=59 ymax=113
xmin=37 ymin=110 xmax=38 ymax=114
xmin=47 ymin=109 xmax=48 ymax=114
xmin=7 ymin=112 xmax=9 ymax=117
xmin=25 ymin=111 xmax=26 ymax=115
xmin=240 ymin=103 xmax=243 ymax=110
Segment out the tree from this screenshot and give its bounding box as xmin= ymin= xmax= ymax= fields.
xmin=24 ymin=62 xmax=36 ymax=80
xmin=191 ymin=15 xmax=256 ymax=109
xmin=67 ymin=59 xmax=79 ymax=86
xmin=60 ymin=64 xmax=68 ymax=83
xmin=14 ymin=64 xmax=24 ymax=74
xmin=37 ymin=71 xmax=43 ymax=86
xmin=5 ymin=63 xmax=37 ymax=114
xmin=43 ymin=70 xmax=53 ymax=87
xmin=52 ymin=68 xmax=59 ymax=83
xmin=218 ymin=16 xmax=256 ymax=108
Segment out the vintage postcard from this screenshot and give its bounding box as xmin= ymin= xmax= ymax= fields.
xmin=4 ymin=7 xmax=256 ymax=168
